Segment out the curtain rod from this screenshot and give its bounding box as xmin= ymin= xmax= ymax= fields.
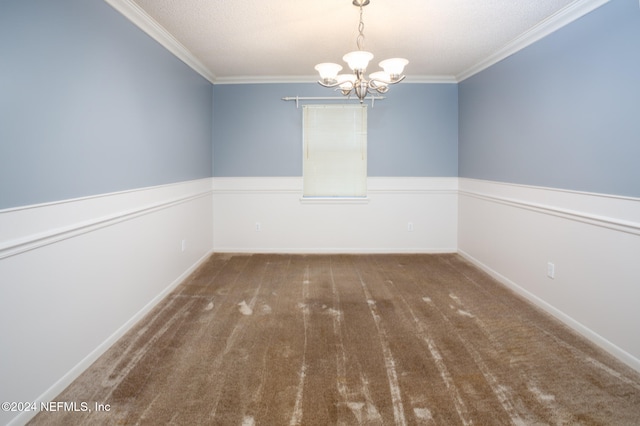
xmin=281 ymin=95 xmax=385 ymax=108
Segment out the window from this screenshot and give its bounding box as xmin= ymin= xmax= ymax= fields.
xmin=302 ymin=104 xmax=367 ymax=198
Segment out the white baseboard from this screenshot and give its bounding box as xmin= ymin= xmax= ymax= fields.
xmin=458 ymin=178 xmax=640 ymax=372
xmin=6 ymin=249 xmax=213 ymax=426
xmin=213 ymin=247 xmax=458 ymax=254
xmin=0 ymin=179 xmax=214 ymax=426
xmin=213 ymin=177 xmax=458 ymax=253
xmin=458 ymin=249 xmax=640 ymax=373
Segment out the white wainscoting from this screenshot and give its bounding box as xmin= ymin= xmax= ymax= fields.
xmin=5 ymin=175 xmax=637 ymax=425
xmin=458 ymin=178 xmax=640 ymax=371
xmin=212 ymin=177 xmax=458 ymax=253
xmin=0 ymin=178 xmax=214 ymax=426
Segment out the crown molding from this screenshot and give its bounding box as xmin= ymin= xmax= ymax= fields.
xmin=212 ymin=74 xmax=458 ymax=85
xmin=104 ymin=0 xmax=217 ymax=84
xmin=404 ymin=75 xmax=458 ymax=84
xmin=213 ymin=76 xmax=318 ymax=85
xmin=456 ymin=0 xmax=611 ymax=81
xmin=105 ymin=0 xmax=610 ymax=86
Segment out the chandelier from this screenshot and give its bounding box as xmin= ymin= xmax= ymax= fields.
xmin=314 ymin=0 xmax=408 ymax=103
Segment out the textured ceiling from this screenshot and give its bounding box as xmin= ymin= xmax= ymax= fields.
xmin=118 ymin=0 xmax=602 ymax=83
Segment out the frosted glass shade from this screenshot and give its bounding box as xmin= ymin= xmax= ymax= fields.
xmin=379 ymin=58 xmax=408 ymax=78
xmin=343 ymin=50 xmax=374 ymax=71
xmin=369 ymin=71 xmax=390 ymax=88
xmin=315 ymin=63 xmax=343 ymax=82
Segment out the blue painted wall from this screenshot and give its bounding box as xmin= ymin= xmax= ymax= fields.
xmin=0 ymin=0 xmax=213 ymax=209
xmin=4 ymin=0 xmax=636 ymax=208
xmin=213 ymin=83 xmax=458 ymax=177
xmin=459 ymin=0 xmax=640 ymax=197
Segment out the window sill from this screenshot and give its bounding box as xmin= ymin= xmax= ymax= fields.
xmin=299 ymin=196 xmax=370 ymax=204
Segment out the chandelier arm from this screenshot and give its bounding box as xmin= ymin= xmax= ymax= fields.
xmin=387 ymin=74 xmax=407 ymax=85
xmin=317 ymin=80 xmax=347 ymax=89
xmin=366 ymin=77 xmax=387 ymax=93
xmin=317 ymin=80 xmax=357 ymax=98
xmin=367 ymin=75 xmax=407 ymax=89
xmin=367 ymin=79 xmax=382 ymax=89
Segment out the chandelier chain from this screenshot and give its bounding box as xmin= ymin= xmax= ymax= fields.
xmin=356 ymin=5 xmax=365 ymax=51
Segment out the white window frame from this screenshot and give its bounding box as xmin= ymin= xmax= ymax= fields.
xmin=301 ymin=104 xmax=368 ymax=203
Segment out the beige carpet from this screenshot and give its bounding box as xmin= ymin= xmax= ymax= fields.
xmin=30 ymin=254 xmax=640 ymax=425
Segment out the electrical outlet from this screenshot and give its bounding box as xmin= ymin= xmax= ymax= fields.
xmin=255 ymin=222 xmax=261 ymax=232
xmin=547 ymin=262 xmax=555 ymax=279
xmin=407 ymin=222 xmax=414 ymax=232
